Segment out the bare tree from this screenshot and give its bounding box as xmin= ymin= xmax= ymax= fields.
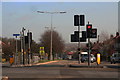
xmin=2 ymin=37 xmax=16 ymax=61
xmin=40 ymin=30 xmax=65 ymax=60
xmin=99 ymin=31 xmax=109 ymax=42
xmin=98 ymin=31 xmax=115 ymax=61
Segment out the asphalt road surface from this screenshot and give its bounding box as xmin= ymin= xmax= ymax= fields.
xmin=2 ymin=60 xmax=120 ymax=80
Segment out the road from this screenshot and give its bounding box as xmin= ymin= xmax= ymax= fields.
xmin=2 ymin=60 xmax=120 ymax=80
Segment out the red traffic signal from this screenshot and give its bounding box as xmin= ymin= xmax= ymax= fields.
xmin=86 ymin=24 xmax=92 ymax=38
xmin=87 ymin=24 xmax=92 ymax=29
xmin=87 ymin=26 xmax=92 ymax=29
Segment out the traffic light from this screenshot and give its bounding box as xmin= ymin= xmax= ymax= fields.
xmin=80 ymin=15 xmax=85 ymax=26
xmin=86 ymin=24 xmax=92 ymax=38
xmin=91 ymin=29 xmax=97 ymax=38
xmin=74 ymin=15 xmax=79 ymax=26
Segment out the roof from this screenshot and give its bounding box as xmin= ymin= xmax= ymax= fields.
xmin=0 ymin=41 xmax=6 ymax=45
xmin=67 ymin=52 xmax=74 ymax=55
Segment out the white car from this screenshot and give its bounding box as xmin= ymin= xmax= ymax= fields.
xmin=81 ymin=52 xmax=96 ymax=63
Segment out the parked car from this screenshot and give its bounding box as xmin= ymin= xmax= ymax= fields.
xmin=110 ymin=52 xmax=120 ymax=64
xmin=81 ymin=52 xmax=96 ymax=63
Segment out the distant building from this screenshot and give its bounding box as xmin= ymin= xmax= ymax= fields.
xmin=91 ymin=32 xmax=120 ymax=58
xmin=113 ymin=32 xmax=120 ymax=52
xmin=0 ymin=41 xmax=2 ymax=53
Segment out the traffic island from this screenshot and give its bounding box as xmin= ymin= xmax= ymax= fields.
xmin=68 ymin=64 xmax=105 ymax=68
xmin=9 ymin=60 xmax=63 ymax=68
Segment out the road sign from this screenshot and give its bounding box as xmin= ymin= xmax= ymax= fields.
xmin=13 ymin=34 xmax=20 ymax=36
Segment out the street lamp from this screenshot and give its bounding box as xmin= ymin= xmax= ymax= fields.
xmin=37 ymin=11 xmax=66 ymax=60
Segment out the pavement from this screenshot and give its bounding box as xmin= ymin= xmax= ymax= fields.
xmin=2 ymin=60 xmax=120 ymax=68
xmin=2 ymin=60 xmax=60 ymax=67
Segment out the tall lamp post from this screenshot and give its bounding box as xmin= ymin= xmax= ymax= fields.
xmin=37 ymin=11 xmax=66 ymax=60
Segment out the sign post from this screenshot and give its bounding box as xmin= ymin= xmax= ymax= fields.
xmin=13 ymin=34 xmax=20 ymax=65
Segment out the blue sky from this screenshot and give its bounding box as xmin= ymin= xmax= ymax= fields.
xmin=2 ymin=2 xmax=118 ymax=43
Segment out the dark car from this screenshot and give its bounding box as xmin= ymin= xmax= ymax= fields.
xmin=110 ymin=52 xmax=120 ymax=64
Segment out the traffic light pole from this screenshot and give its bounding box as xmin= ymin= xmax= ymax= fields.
xmin=15 ymin=36 xmax=18 ymax=65
xmin=88 ymin=37 xmax=91 ymax=66
xmin=87 ymin=22 xmax=91 ymax=67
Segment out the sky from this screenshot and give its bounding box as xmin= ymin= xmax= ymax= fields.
xmin=1 ymin=2 xmax=119 ymax=43
xmin=118 ymin=2 xmax=120 ymax=32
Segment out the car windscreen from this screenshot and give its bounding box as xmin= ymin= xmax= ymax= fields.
xmin=81 ymin=54 xmax=88 ymax=57
xmin=113 ymin=53 xmax=120 ymax=57
xmin=117 ymin=54 xmax=120 ymax=57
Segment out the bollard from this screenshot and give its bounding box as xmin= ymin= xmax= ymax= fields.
xmin=97 ymin=53 xmax=100 ymax=65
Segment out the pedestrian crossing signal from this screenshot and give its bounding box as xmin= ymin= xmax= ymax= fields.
xmin=91 ymin=29 xmax=97 ymax=38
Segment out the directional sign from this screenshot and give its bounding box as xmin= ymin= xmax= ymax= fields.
xmin=13 ymin=34 xmax=20 ymax=36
